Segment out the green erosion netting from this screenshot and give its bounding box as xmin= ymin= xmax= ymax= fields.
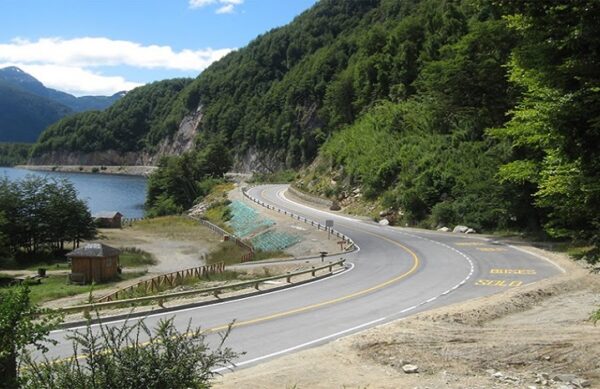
xmin=251 ymin=231 xmax=301 ymax=251
xmin=228 ymin=200 xmax=300 ymax=251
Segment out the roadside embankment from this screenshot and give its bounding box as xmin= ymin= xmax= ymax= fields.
xmin=15 ymin=164 xmax=157 ymax=177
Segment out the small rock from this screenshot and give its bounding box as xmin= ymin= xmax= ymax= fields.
xmin=539 ymin=373 xmax=550 ymax=380
xmin=465 ymin=228 xmax=476 ymax=234
xmin=486 ymin=368 xmax=496 ymax=375
xmin=437 ymin=227 xmax=450 ymax=232
xmin=528 ymin=386 xmax=537 ymax=389
xmin=379 ymin=218 xmax=390 ymax=226
xmin=553 ymin=374 xmax=577 ymax=383
xmin=493 ymin=372 xmax=504 ymax=379
xmin=402 ymin=364 xmax=419 ymax=374
xmin=453 ymin=225 xmax=469 ymax=233
xmin=572 ymin=378 xmax=591 ymax=388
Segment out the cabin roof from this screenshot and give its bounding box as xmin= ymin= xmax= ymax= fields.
xmin=93 ymin=211 xmax=123 ymax=219
xmin=66 ymin=243 xmax=121 ymax=258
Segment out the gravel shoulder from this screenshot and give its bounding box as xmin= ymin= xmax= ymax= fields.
xmin=215 ymin=221 xmax=600 ymax=388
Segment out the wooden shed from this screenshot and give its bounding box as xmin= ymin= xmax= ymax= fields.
xmin=93 ymin=211 xmax=123 ymax=228
xmin=67 ymin=243 xmax=121 ymax=284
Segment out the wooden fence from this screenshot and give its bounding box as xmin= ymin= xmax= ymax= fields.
xmin=96 ymin=262 xmax=225 ymax=302
xmin=194 ymin=217 xmax=255 ymax=262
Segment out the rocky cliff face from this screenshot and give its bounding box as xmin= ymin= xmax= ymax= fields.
xmin=29 ymin=110 xmax=201 ymax=166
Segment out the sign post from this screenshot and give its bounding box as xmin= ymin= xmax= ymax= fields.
xmin=320 ymin=251 xmax=328 ymax=262
xmin=325 ymin=219 xmax=334 ymax=240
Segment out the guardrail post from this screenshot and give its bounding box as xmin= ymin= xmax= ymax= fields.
xmin=311 ymin=267 xmax=316 ymax=277
xmin=286 ymin=273 xmax=292 ymax=283
xmin=254 ymin=282 xmax=260 ymax=290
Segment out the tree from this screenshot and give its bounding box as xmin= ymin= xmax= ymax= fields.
xmin=146 ymin=137 xmax=232 ymax=216
xmin=0 ymin=285 xmax=61 ymax=388
xmin=491 ymin=0 xmax=600 ymax=246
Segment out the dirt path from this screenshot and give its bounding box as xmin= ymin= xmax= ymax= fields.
xmin=215 ymin=245 xmax=600 ymax=388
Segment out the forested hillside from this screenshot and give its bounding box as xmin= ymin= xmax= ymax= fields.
xmin=31 ymin=0 xmax=599 ymax=252
xmin=0 ymin=81 xmax=72 ymax=142
xmin=31 ymin=78 xmax=191 ymax=157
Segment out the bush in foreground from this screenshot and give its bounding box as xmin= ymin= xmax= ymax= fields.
xmin=20 ymin=316 xmax=238 ymax=389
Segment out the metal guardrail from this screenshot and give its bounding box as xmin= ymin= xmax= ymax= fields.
xmin=53 ymin=259 xmax=346 ymax=314
xmin=241 ymin=186 xmax=356 ymax=252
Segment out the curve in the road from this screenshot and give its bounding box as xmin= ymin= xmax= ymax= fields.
xmin=44 ymin=184 xmax=563 ymax=370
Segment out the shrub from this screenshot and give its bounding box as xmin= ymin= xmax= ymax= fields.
xmin=20 ymin=317 xmax=239 ymax=389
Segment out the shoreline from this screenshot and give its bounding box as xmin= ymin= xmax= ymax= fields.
xmin=14 ymin=165 xmax=157 ymax=177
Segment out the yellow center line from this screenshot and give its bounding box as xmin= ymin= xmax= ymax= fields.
xmin=206 ymin=225 xmax=420 ymax=332
xmin=52 ymin=199 xmax=419 ymax=364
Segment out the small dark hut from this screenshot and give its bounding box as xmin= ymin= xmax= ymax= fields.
xmin=93 ymin=211 xmax=123 ymax=228
xmin=67 ymin=243 xmax=120 ymax=284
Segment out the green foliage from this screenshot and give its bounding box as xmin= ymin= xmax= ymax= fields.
xmin=20 ymin=317 xmax=238 ymax=389
xmin=592 ymin=308 xmax=600 ymax=325
xmin=118 ymin=247 xmax=157 ymax=267
xmin=0 ymin=176 xmax=96 ymax=259
xmin=0 ymin=143 xmax=32 ymax=166
xmin=250 ymin=169 xmax=298 ymax=184
xmin=491 ymin=0 xmax=600 ymax=243
xmin=146 ymin=138 xmax=232 ymax=216
xmin=31 ymin=78 xmax=191 ymax=157
xmin=0 ymin=285 xmax=62 ymax=388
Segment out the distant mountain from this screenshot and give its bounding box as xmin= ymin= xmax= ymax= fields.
xmin=0 ymin=66 xmax=125 ymax=142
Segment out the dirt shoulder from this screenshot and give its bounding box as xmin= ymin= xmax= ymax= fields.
xmin=215 ymin=242 xmax=600 ymax=388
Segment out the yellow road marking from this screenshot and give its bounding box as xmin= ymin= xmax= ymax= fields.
xmin=51 ymin=223 xmax=420 ymax=364
xmin=476 ymin=247 xmax=507 ymax=252
xmin=475 ymin=279 xmax=523 ymax=287
xmin=455 ymin=242 xmax=485 ymax=247
xmin=490 ymin=269 xmax=536 ymax=275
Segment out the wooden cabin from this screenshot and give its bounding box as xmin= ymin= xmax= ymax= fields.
xmin=93 ymin=211 xmax=123 ymax=228
xmin=67 ymin=243 xmax=120 ymax=284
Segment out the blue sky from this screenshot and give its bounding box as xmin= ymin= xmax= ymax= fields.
xmin=0 ymin=0 xmax=317 ymax=96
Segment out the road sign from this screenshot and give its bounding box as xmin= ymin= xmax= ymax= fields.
xmin=325 ymin=220 xmax=334 ymax=228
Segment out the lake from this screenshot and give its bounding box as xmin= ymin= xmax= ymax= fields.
xmin=0 ymin=167 xmax=147 ymax=218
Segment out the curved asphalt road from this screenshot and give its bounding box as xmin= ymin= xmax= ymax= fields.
xmin=43 ymin=184 xmax=562 ymax=370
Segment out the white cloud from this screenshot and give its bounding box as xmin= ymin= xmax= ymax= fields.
xmin=189 ymin=0 xmax=243 ymax=14
xmin=0 ymin=37 xmax=233 ymax=71
xmin=0 ymin=63 xmax=143 ymax=96
xmin=0 ymin=37 xmax=234 ymax=96
xmin=216 ymin=4 xmax=234 ymax=14
xmin=189 ymin=0 xmax=216 ymax=9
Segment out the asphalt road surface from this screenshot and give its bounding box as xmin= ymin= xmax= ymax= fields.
xmin=43 ymin=184 xmax=563 ymax=370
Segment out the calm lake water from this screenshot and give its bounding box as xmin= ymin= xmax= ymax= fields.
xmin=0 ymin=167 xmax=147 ymax=218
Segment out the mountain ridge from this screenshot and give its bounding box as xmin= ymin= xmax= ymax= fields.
xmin=0 ymin=66 xmax=125 ymax=142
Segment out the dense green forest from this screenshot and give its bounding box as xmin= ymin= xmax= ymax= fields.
xmin=0 ymin=176 xmax=96 ymax=260
xmin=0 ymin=143 xmax=31 ymax=166
xmin=31 ymin=78 xmax=191 ymax=157
xmin=31 ymin=0 xmax=599 ymax=254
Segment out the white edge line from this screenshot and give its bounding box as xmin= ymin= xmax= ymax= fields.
xmin=507 ymin=244 xmax=566 ymax=273
xmin=213 ymin=316 xmax=388 ymax=373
